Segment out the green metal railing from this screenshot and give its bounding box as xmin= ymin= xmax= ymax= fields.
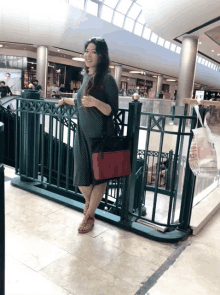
xmin=9 ymin=96 xmax=198 ymax=242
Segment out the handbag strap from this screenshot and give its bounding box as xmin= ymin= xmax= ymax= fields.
xmin=194 ymin=105 xmax=210 ymax=130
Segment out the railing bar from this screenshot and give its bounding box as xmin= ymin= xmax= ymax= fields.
xmin=65 ymin=111 xmax=71 ymax=190
xmin=15 ymin=98 xmax=18 ymax=173
xmin=57 ymin=116 xmax=62 ymax=188
xmin=167 ymin=118 xmax=183 ymax=226
xmin=151 ymin=117 xmax=166 ymax=222
xmin=33 ymin=108 xmax=37 ymax=179
xmin=49 ymin=115 xmax=53 ymax=185
xmin=26 ymin=104 xmax=29 ymax=177
xmin=41 ymin=112 xmax=45 ymax=183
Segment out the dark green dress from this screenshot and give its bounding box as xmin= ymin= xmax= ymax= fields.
xmin=73 ymin=72 xmax=119 ymax=186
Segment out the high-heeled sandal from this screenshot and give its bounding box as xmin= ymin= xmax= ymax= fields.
xmin=78 ymin=214 xmax=95 ymax=234
xmin=83 ymin=202 xmax=90 ymax=215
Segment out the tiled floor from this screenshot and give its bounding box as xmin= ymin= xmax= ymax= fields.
xmin=4 ymin=165 xmax=177 ymax=295
xmin=3 ymin=165 xmax=220 ymax=295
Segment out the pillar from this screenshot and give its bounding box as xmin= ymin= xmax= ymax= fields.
xmin=176 ymin=36 xmax=199 ymax=106
xmin=36 ymin=46 xmax=48 ymax=97
xmin=156 ymin=74 xmax=163 ymax=93
xmin=115 ymin=65 xmax=122 ymax=89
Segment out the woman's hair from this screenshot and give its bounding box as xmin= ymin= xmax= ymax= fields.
xmin=83 ymin=38 xmax=110 ymax=96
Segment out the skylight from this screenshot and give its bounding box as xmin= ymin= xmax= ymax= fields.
xmin=116 ymin=0 xmax=133 ymax=15
xmin=143 ymin=27 xmax=151 ymax=40
xmin=124 ymin=17 xmax=135 ymax=32
xmin=69 ymin=0 xmax=84 ymax=10
xmin=103 ymin=0 xmax=118 ymax=9
xmin=150 ymin=32 xmax=158 ymax=43
xmin=170 ymin=44 xmax=176 ymax=52
xmin=164 ymin=41 xmax=171 ymax=50
xmin=134 ymin=22 xmax=143 ymax=36
xmin=113 ymin=11 xmax=125 ymax=27
xmin=101 ymin=5 xmax=113 ymax=22
xmin=86 ymin=0 xmax=98 ymax=16
xmin=157 ymin=37 xmax=165 ymax=47
xmin=127 ymin=3 xmax=142 ymax=19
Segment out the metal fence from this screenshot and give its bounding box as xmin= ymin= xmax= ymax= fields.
xmin=2 ymin=96 xmax=200 ymax=242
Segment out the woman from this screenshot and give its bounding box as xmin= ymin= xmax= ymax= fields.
xmin=57 ymin=37 xmax=119 ymax=234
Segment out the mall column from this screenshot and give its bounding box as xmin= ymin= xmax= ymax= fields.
xmin=36 ymin=46 xmax=48 ymax=98
xmin=156 ymin=74 xmax=163 ymax=98
xmin=176 ymin=36 xmax=199 ymax=107
xmin=115 ymin=65 xmax=122 ymax=89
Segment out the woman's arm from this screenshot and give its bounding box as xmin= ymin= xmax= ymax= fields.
xmin=63 ymin=97 xmax=76 ymax=106
xmin=94 ymin=98 xmax=112 ymax=116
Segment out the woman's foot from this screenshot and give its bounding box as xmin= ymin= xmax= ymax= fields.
xmin=83 ymin=202 xmax=90 ymax=215
xmin=78 ymin=214 xmax=95 ymax=234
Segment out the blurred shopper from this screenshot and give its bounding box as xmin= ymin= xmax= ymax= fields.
xmin=0 ymin=81 xmax=12 ymax=98
xmin=32 ymin=79 xmax=42 ymax=91
xmin=51 ymin=83 xmax=59 ymax=97
xmin=56 ymin=37 xmax=118 ymax=234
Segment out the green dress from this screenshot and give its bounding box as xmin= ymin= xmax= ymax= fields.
xmin=73 ymin=72 xmax=119 ymax=186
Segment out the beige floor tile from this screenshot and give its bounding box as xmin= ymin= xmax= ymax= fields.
xmin=43 ymin=226 xmax=124 ymax=269
xmin=19 ymin=194 xmax=66 ymax=215
xmin=103 ymin=251 xmax=155 ymax=287
xmin=102 ymin=277 xmax=139 ymax=295
xmin=6 ymin=254 xmax=70 ymax=295
xmin=148 ymin=241 xmax=220 ymax=295
xmin=6 ymin=229 xmax=68 ymax=271
xmin=96 ymin=227 xmax=175 ymax=268
xmin=39 ymin=253 xmax=119 ymax=295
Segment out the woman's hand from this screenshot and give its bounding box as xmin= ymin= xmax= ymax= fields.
xmin=81 ymin=95 xmax=96 ymax=107
xmin=57 ymin=98 xmax=65 ymax=108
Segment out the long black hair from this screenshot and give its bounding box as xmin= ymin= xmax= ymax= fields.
xmin=83 ymin=38 xmax=110 ymax=96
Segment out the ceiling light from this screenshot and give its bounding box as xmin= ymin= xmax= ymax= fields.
xmin=109 ymin=66 xmax=115 ymax=68
xmin=58 ymin=49 xmax=60 ymax=52
xmin=0 ymin=44 xmax=3 ymax=47
xmin=72 ymin=57 xmax=85 ymax=61
xmin=212 ymin=50 xmax=214 ymax=52
xmin=153 ymin=76 xmax=157 ymax=78
xmin=166 ymin=79 xmax=176 ymax=81
xmin=199 ymin=42 xmax=202 ymax=45
xmin=218 ymin=54 xmax=220 ymax=56
xmin=129 ymin=71 xmax=142 ymax=74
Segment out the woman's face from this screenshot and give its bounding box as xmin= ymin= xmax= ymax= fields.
xmin=84 ymin=43 xmax=99 ymax=70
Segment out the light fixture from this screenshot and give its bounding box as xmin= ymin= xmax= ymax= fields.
xmin=199 ymin=42 xmax=202 ymax=45
xmin=0 ymin=44 xmax=3 ymax=47
xmin=31 ymin=67 xmax=34 ymax=69
xmin=153 ymin=75 xmax=157 ymax=78
xmin=166 ymin=79 xmax=176 ymax=82
xmin=212 ymin=50 xmax=214 ymax=52
xmin=109 ymin=66 xmax=115 ymax=68
xmin=129 ymin=71 xmax=142 ymax=74
xmin=58 ymin=49 xmax=60 ymax=52
xmin=218 ymin=54 xmax=220 ymax=56
xmin=72 ymin=57 xmax=85 ymax=61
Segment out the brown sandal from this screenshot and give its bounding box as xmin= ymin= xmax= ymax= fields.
xmin=78 ymin=214 xmax=95 ymax=234
xmin=83 ymin=202 xmax=90 ymax=215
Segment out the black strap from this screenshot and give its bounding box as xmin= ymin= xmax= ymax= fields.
xmin=103 ymin=105 xmax=120 ymax=137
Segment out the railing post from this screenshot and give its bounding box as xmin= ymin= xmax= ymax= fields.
xmin=0 ymin=122 xmax=5 ymax=295
xmin=20 ymin=90 xmax=41 ymax=181
xmin=121 ymin=96 xmax=142 ymax=224
xmin=178 ymin=105 xmax=206 ymax=231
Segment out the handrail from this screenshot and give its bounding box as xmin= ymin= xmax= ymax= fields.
xmin=183 ymin=98 xmax=220 ymax=107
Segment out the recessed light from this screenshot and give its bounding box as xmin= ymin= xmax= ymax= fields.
xmin=153 ymin=76 xmax=157 ymax=78
xmin=129 ymin=71 xmax=142 ymax=74
xmin=199 ymin=42 xmax=202 ymax=45
xmin=72 ymin=57 xmax=85 ymax=61
xmin=109 ymin=66 xmax=115 ymax=68
xmin=0 ymin=44 xmax=3 ymax=47
xmin=212 ymin=50 xmax=214 ymax=52
xmin=218 ymin=54 xmax=220 ymax=56
xmin=166 ymin=79 xmax=176 ymax=82
xmin=58 ymin=49 xmax=60 ymax=52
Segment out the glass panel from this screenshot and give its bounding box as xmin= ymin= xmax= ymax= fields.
xmin=127 ymin=3 xmax=142 ymax=19
xmin=143 ymin=27 xmax=151 ymax=40
xmin=136 ymin=0 xmax=143 ymax=5
xmin=86 ymin=0 xmax=98 ymax=16
xmin=69 ymin=0 xmax=84 ymax=10
xmin=201 ymin=58 xmax=205 ymax=65
xmin=198 ymin=57 xmax=202 ymax=63
xmin=113 ymin=11 xmax=125 ymax=27
xmin=137 ymin=12 xmax=146 ymax=25
xmin=101 ymin=5 xmax=113 ymax=22
xmin=170 ymin=43 xmax=176 ymax=52
xmin=134 ymin=22 xmax=143 ymax=36
xmin=205 ymin=60 xmax=208 ymax=66
xmin=214 ymin=65 xmax=216 ymax=70
xmin=150 ymin=32 xmax=158 ymax=43
xmin=208 ymin=61 xmax=211 ymax=67
xmin=104 ymin=0 xmax=119 ymax=9
xmin=176 ymin=46 xmax=181 ymax=54
xmin=157 ymin=37 xmax=165 ymax=46
xmin=116 ymin=0 xmax=132 ymax=14
xmin=124 ymin=17 xmax=134 ymax=32
xmin=164 ymin=40 xmax=170 ymax=49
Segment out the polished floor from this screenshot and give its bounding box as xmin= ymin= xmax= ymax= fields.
xmin=4 ymin=165 xmax=220 ymax=295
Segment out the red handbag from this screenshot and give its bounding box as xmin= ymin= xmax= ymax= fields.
xmin=90 ymin=108 xmax=131 ymax=181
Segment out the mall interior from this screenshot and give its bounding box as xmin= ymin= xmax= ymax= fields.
xmin=0 ymin=1 xmax=220 ymax=295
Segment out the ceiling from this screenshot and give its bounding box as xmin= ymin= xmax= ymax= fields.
xmin=141 ymin=0 xmax=220 ymax=65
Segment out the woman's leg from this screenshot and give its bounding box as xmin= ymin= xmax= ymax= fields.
xmin=78 ymin=185 xmax=94 ymax=204
xmin=86 ymin=182 xmax=107 ymax=217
